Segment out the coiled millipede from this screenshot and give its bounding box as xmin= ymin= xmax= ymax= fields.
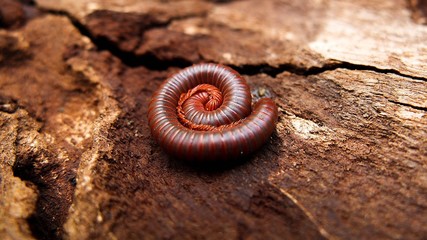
xmin=148 ymin=63 xmax=278 ymax=162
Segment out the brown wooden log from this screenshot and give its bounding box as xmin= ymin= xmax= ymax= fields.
xmin=0 ymin=0 xmax=426 ymax=239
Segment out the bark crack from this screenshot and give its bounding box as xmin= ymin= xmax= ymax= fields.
xmin=36 ymin=4 xmax=427 ymax=83
xmin=387 ymin=99 xmax=427 ymax=112
xmin=38 ymin=7 xmax=203 ymax=69
xmin=233 ymin=62 xmax=427 ymax=82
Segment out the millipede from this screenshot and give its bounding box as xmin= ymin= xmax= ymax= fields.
xmin=147 ymin=63 xmax=278 ymax=162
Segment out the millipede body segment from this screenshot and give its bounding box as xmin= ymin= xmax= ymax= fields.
xmin=148 ymin=63 xmax=278 ymax=162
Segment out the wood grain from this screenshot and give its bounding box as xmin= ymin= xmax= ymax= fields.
xmin=0 ymin=0 xmax=425 ymax=239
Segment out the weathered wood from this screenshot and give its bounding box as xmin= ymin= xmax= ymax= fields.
xmin=0 ymin=0 xmax=426 ymax=239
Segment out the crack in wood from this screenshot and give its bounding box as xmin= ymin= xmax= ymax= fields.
xmin=387 ymin=99 xmax=427 ymax=112
xmin=234 ymin=62 xmax=427 ymax=82
xmin=38 ymin=7 xmax=204 ymax=70
xmin=36 ymin=3 xmax=427 ymax=84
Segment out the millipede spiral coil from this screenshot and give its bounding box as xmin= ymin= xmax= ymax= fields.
xmin=148 ymin=63 xmax=278 ymax=162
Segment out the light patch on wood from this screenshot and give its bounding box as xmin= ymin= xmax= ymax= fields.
xmin=308 ymin=1 xmax=427 ymax=79
xmin=290 ymin=116 xmax=332 ymax=140
xmin=222 ymin=52 xmax=232 ymax=61
xmin=397 ymin=108 xmax=425 ymax=119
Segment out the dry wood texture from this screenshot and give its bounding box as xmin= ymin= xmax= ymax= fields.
xmin=0 ymin=0 xmax=426 ymax=239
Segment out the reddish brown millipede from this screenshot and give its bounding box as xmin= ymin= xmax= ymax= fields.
xmin=148 ymin=63 xmax=278 ymax=161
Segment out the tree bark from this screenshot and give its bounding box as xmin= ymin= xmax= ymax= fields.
xmin=0 ymin=0 xmax=426 ymax=239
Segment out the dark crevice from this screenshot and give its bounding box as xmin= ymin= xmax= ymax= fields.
xmin=19 ymin=0 xmax=36 ymax=5
xmin=388 ymin=99 xmax=427 ymax=112
xmin=231 ymin=63 xmax=301 ymax=77
xmin=232 ymin=61 xmax=427 ymax=82
xmin=37 ymin=5 xmax=427 ymax=82
xmin=60 ymin=6 xmax=427 ymax=82
xmin=12 ymin=151 xmax=68 ymax=240
xmin=39 ymin=8 xmax=200 ymax=70
xmin=306 ymin=61 xmax=427 ymax=81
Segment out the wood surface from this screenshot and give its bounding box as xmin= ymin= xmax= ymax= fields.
xmin=0 ymin=0 xmax=426 ymax=239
